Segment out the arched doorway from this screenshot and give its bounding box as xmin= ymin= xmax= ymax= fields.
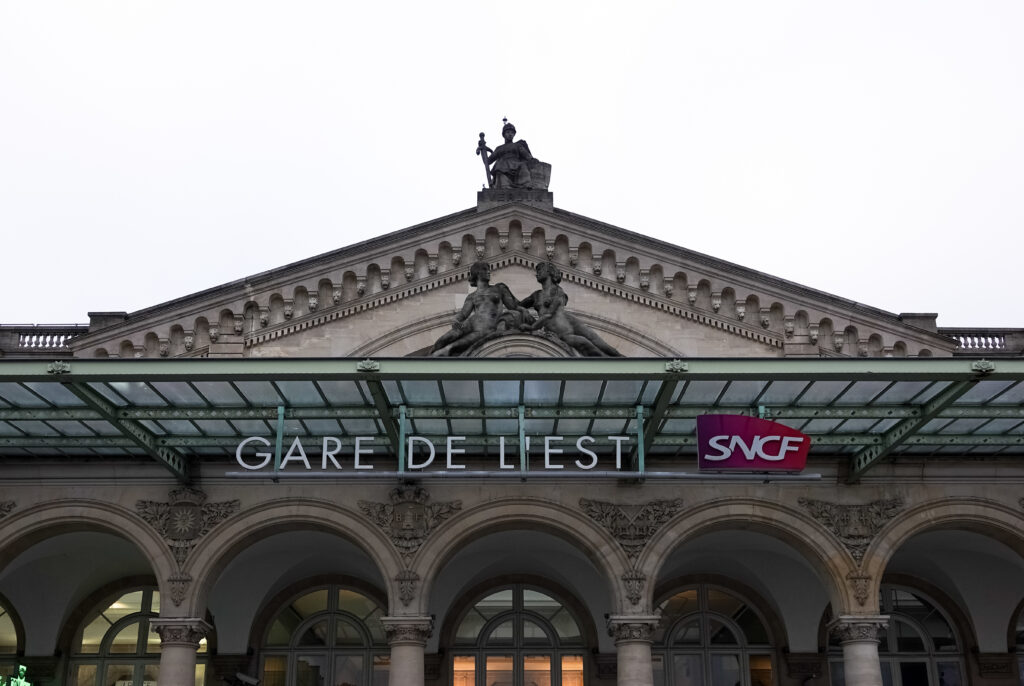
xmin=259 ymin=584 xmax=389 ymax=686
xmin=652 ymin=583 xmax=775 ymax=686
xmin=68 ymin=586 xmax=208 ymax=686
xmin=449 ymin=583 xmax=587 ymax=686
xmin=826 ymin=586 xmax=964 ymax=686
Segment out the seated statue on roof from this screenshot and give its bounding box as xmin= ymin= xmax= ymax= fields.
xmin=476 ymin=120 xmax=551 ymax=191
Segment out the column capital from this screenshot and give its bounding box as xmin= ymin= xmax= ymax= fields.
xmin=380 ymin=616 xmax=433 ymax=646
xmin=828 ymin=615 xmax=889 ymax=644
xmin=150 ymin=618 xmax=212 ymax=648
xmin=606 ymin=615 xmax=660 ymax=643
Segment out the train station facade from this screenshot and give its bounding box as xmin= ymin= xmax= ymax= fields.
xmin=2 ymin=184 xmax=1024 ymax=686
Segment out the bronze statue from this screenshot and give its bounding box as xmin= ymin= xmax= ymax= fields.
xmin=430 ymin=262 xmax=532 ymax=357
xmin=520 ymin=262 xmax=623 ymax=357
xmin=476 ymin=120 xmax=550 ymax=190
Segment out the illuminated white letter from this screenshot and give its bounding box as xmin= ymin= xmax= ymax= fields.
xmin=407 ymin=436 xmax=435 ymax=469
xmin=322 ymin=436 xmax=343 ymax=469
xmin=281 ymin=436 xmax=311 ymax=470
xmin=575 ymin=436 xmax=598 ymax=470
xmin=544 ymin=436 xmax=564 ymax=469
xmin=353 ymin=436 xmax=374 ymax=470
xmin=754 ymin=435 xmax=783 ymax=460
xmin=703 ymin=435 xmax=732 ymax=461
xmin=236 ymin=436 xmax=272 ymax=470
xmin=499 ymin=436 xmax=515 ymax=469
xmin=609 ymin=436 xmax=630 ymax=469
xmin=447 ymin=436 xmax=467 ymax=469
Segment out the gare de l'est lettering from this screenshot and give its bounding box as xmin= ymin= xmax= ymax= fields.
xmin=1 ymin=121 xmax=1024 ymax=686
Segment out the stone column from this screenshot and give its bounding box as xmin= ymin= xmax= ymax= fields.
xmin=381 ymin=616 xmax=433 ymax=686
xmin=151 ymin=618 xmax=211 ymax=686
xmin=607 ymin=615 xmax=660 ymax=686
xmin=828 ymin=615 xmax=889 ymax=686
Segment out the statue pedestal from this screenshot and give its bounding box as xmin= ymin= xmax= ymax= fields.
xmin=477 ymin=188 xmax=553 ymax=212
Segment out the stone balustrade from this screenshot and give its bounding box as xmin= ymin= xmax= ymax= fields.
xmin=940 ymin=327 xmax=1024 ymax=356
xmin=0 ymin=324 xmax=88 ymax=357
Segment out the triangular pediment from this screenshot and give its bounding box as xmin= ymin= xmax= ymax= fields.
xmin=68 ymin=202 xmax=956 ymax=359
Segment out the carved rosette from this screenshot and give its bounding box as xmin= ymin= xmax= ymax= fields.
xmin=380 ymin=616 xmax=433 ymax=646
xmin=828 ymin=615 xmax=888 ymax=644
xmin=579 ymin=498 xmax=683 ymax=560
xmin=359 ymin=486 xmax=462 ymax=563
xmin=622 ymin=570 xmax=646 ymax=606
xmin=150 ymin=618 xmax=212 ymax=648
xmin=798 ymin=497 xmax=905 ymax=564
xmin=607 ymin=615 xmax=660 ymax=643
xmin=396 ymin=569 xmax=420 ymax=607
xmin=0 ymin=501 xmax=14 ymax=518
xmin=168 ymin=572 xmax=193 ymax=607
xmin=136 ymin=488 xmax=241 ymax=566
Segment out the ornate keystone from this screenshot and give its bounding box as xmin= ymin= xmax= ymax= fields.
xmin=136 ymin=488 xmax=240 ymax=566
xmin=759 ymin=308 xmax=771 ymax=329
xmin=622 ymin=570 xmax=646 ymax=606
xmin=396 ymin=570 xmax=420 ymax=607
xmin=808 ymin=323 xmax=819 ymax=344
xmin=832 ymin=331 xmax=844 ymax=352
xmin=798 ymin=497 xmax=905 ymax=564
xmin=846 ymin=573 xmax=872 ymax=607
xmin=607 ymin=615 xmax=660 ymax=643
xmin=168 ymin=572 xmax=192 ymax=607
xmin=784 ymin=318 xmax=795 ymax=338
xmin=568 ymin=248 xmax=578 ymax=266
xmin=640 ymin=270 xmax=651 ymax=291
xmin=380 ymin=616 xmax=433 ymax=645
xmin=828 ymin=615 xmax=888 ymax=644
xmin=521 ymin=234 xmax=532 ymax=251
xmin=359 ymin=486 xmax=462 ymax=562
xmin=151 ymin=618 xmax=211 ymax=648
xmin=580 ymin=498 xmax=683 ymax=560
xmin=498 ymin=232 xmax=509 ymax=251
xmin=476 ymin=245 xmax=487 ymax=260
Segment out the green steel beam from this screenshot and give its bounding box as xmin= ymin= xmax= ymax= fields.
xmin=363 ymin=378 xmax=401 ymax=456
xmin=2 ymin=357 xmax=1024 ymax=383
xmin=61 ymin=382 xmax=191 ymax=482
xmin=847 ymin=379 xmax=980 ymax=483
xmin=642 ymin=379 xmax=680 ymax=457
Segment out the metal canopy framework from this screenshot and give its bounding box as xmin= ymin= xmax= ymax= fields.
xmin=0 ymin=358 xmax=1022 ymax=484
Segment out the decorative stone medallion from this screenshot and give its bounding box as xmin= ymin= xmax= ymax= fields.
xmin=359 ymin=486 xmax=461 ymax=562
xmin=136 ymin=488 xmax=240 ymax=566
xmin=579 ymin=498 xmax=683 ymax=560
xmin=168 ymin=572 xmax=193 ymax=607
xmin=798 ymin=497 xmax=905 ymax=564
xmin=0 ymin=501 xmax=14 ymax=518
xmin=622 ymin=570 xmax=646 ymax=606
xmin=396 ymin=569 xmax=420 ymax=607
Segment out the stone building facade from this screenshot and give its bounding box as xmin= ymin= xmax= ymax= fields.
xmin=1 ymin=185 xmax=1024 ymax=686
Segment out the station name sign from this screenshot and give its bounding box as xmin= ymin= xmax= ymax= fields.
xmin=696 ymin=415 xmax=810 ymax=472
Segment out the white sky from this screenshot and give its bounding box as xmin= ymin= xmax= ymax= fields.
xmin=1 ymin=1 xmax=1022 ymax=328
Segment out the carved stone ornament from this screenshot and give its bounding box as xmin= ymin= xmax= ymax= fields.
xmin=208 ymin=325 xmax=219 ymax=342
xmin=809 ymin=323 xmax=819 ymax=344
xmin=736 ymin=302 xmax=746 ymax=320
xmin=356 ymin=358 xmax=380 ymax=372
xmin=259 ymin=309 xmax=269 ymax=327
xmin=784 ymin=318 xmax=795 ymax=338
xmin=615 ymin=262 xmax=626 ymax=283
xmin=359 ymin=486 xmax=462 ymax=562
xmin=168 ymin=572 xmax=192 ymax=607
xmin=569 ymin=248 xmax=578 ymax=266
xmin=183 ymin=335 xmax=194 ymax=351
xmin=427 ymin=256 xmax=438 ymax=275
xmin=711 ymin=292 xmax=721 ymax=312
xmin=150 ymin=618 xmax=212 ymax=648
xmin=307 ymin=294 xmax=319 ymax=311
xmin=136 ymin=488 xmax=241 ymax=566
xmin=47 ymin=360 xmax=71 ymax=374
xmin=828 ymin=615 xmax=888 ymax=644
xmin=798 ymin=497 xmax=905 ymax=564
xmin=545 ymin=240 xmax=555 ymax=260
xmin=687 ymin=286 xmax=697 ymax=305
xmin=580 ymin=498 xmax=683 ymax=560
xmin=499 ymin=232 xmax=509 ymax=251
xmin=396 ymin=569 xmax=420 ymax=607
xmin=380 ymin=616 xmax=433 ymax=645
xmin=622 ymin=570 xmax=646 ymax=606
xmin=233 ymin=315 xmax=244 ymax=334
xmin=521 ymin=233 xmax=532 ymax=251
xmin=0 ymin=501 xmax=15 ymax=518
xmin=380 ymin=270 xmax=390 ymax=290
xmin=847 ymin=572 xmax=872 ymax=607
xmin=663 ymin=278 xmax=673 ymax=297
xmin=333 ymin=286 xmax=344 ymax=304
xmin=607 ymin=615 xmax=660 ymax=643
xmin=283 ymin=300 xmax=294 ymax=318
xmin=833 ymin=331 xmax=844 ymax=352
xmin=158 ymin=340 xmax=169 ymax=357
xmin=592 ymin=257 xmax=602 ymax=275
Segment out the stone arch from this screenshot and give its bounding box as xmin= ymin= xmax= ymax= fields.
xmin=859 ymin=498 xmax=1024 ymax=607
xmin=639 ymin=499 xmax=852 ymax=613
xmin=292 ymin=286 xmax=310 ymax=317
xmin=183 ymin=498 xmax=404 ymax=616
xmin=143 ymin=332 xmax=160 ymax=358
xmin=649 ymin=264 xmax=665 ymax=296
xmin=719 ymin=286 xmax=736 ymax=318
xmin=118 ymin=339 xmax=136 ymax=359
xmin=413 ymin=498 xmax=632 ymax=615
xmin=0 ymin=500 xmax=176 ymax=600
xmin=93 ymin=347 xmax=109 ymax=358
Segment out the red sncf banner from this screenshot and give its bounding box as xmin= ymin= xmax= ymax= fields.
xmin=696 ymin=415 xmax=810 ymax=472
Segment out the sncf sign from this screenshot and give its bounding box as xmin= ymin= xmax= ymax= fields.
xmin=696 ymin=415 xmax=810 ymax=472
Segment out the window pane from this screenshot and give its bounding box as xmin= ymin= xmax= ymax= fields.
xmin=486 ymin=620 xmax=514 ymax=646
xmin=937 ymin=662 xmax=962 ymax=686
xmin=296 ymin=655 xmax=327 ymax=686
xmin=453 ymin=656 xmax=475 ymax=686
xmin=709 ymin=619 xmax=738 ymax=646
xmin=372 ymin=655 xmax=389 ymax=686
xmin=297 ymin=620 xmax=329 ymax=646
xmin=333 ymin=655 xmax=363 ymax=686
xmin=673 ymin=619 xmax=700 ymax=645
xmin=523 ymin=590 xmax=560 ymax=618
xmin=523 ymin=655 xmax=551 ymax=686
xmin=549 ymin=608 xmax=582 ymax=643
xmin=736 ymin=607 xmax=769 ymax=645
xmin=485 ymin=655 xmax=513 ymax=686
xmin=109 ymin=621 xmax=140 ymax=654
xmin=561 ymin=655 xmax=584 ymax=686
xmin=141 ymin=664 xmax=158 ymax=686
xmin=0 ymin=612 xmax=15 ymax=654
xmin=477 ymin=590 xmax=513 ymax=617
xmin=151 ymin=593 xmax=160 ymax=615
xmin=893 ymin=619 xmax=925 ymax=653
xmin=455 ymin=610 xmax=486 ymax=644
xmin=749 ymin=654 xmax=772 ymax=686
xmin=293 ymin=590 xmax=329 ymax=618
xmin=72 ymin=664 xmax=97 ymax=686
xmin=266 ymin=620 xmax=291 ymax=646
xmin=523 ymin=619 xmax=550 ymax=645
xmin=709 ymin=654 xmax=740 ymax=686
xmin=107 ymin=592 xmax=144 ymax=622
xmin=335 ymin=618 xmax=364 ymax=646
xmin=829 ymin=661 xmax=845 ymax=686
xmin=899 ymin=661 xmax=928 ymax=684
xmin=672 ymin=654 xmax=702 ymax=686
xmin=652 ymin=654 xmax=665 ymax=686
xmin=80 ymin=616 xmax=108 ymax=653
xmin=707 ymin=589 xmax=744 ymax=619
xmin=145 ymin=620 xmax=161 ymax=654
xmin=337 ymin=590 xmax=378 ymax=620
xmin=195 ymin=664 xmax=205 ymax=686
xmin=104 ymin=663 xmax=135 ymax=686
xmin=261 ymin=655 xmax=286 ymax=686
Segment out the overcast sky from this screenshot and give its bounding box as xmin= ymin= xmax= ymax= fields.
xmin=1 ymin=1 xmax=1021 ymax=328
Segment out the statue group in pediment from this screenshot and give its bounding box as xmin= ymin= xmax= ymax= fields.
xmin=430 ymin=261 xmax=622 ymax=357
